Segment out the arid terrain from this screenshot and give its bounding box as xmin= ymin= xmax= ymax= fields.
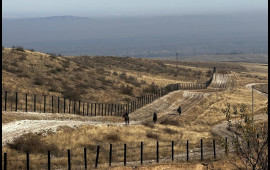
xmin=2 ymin=47 xmax=268 ymax=169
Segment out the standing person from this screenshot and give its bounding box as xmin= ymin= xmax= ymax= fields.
xmin=153 ymin=112 xmax=157 ymax=123
xmin=122 ymin=111 xmax=129 ymax=125
xmin=177 ymin=106 xmax=182 ymax=115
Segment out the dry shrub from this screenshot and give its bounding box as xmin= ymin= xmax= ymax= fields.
xmin=105 ymin=133 xmax=121 ymax=142
xmin=7 ymin=133 xmax=58 ymax=154
xmin=120 ymin=84 xmax=134 ymax=95
xmin=142 ymin=122 xmax=154 ymax=129
xmin=163 ymin=128 xmax=178 ymax=134
xmin=146 ymin=132 xmax=159 ymax=140
xmin=160 ymin=119 xmax=180 ymax=126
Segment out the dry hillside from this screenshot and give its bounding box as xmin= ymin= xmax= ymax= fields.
xmin=3 ymin=47 xmax=214 ymax=103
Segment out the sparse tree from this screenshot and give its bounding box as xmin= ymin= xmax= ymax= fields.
xmin=222 ymin=103 xmax=268 ymax=170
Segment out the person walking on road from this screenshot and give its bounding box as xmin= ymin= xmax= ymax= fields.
xmin=122 ymin=111 xmax=129 ymax=125
xmin=153 ymin=112 xmax=157 ymax=123
xmin=177 ymin=106 xmax=182 ymax=115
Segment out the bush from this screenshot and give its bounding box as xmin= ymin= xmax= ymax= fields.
xmin=7 ymin=133 xmax=58 ymax=154
xmin=12 ymin=46 xmax=25 ymax=52
xmin=143 ymin=82 xmax=159 ymax=94
xmin=34 ymin=77 xmax=45 ymax=86
xmin=160 ymin=119 xmax=180 ymax=126
xmin=121 ymin=84 xmax=134 ymax=95
xmin=105 ymin=133 xmax=121 ymax=142
xmin=146 ymin=132 xmax=159 ymax=140
xmin=163 ymin=128 xmax=178 ymax=134
xmin=119 ymin=73 xmax=127 ymax=79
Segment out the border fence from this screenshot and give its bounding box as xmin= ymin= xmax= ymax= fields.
xmin=2 ymin=67 xmax=216 ymax=116
xmin=2 ymin=137 xmax=233 ymax=170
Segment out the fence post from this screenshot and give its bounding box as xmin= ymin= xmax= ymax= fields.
xmin=95 ymin=145 xmax=100 ymax=168
xmin=201 ymin=139 xmax=203 ymax=161
xmin=91 ymin=103 xmax=93 ymax=116
xmin=95 ymin=103 xmax=97 ymax=116
xmin=141 ymin=141 xmax=143 ymax=165
xmin=64 ymin=98 xmax=66 ymax=113
xmin=172 ymin=141 xmax=174 ymax=161
xmin=225 ymin=137 xmax=228 ymax=155
xmin=44 ymin=95 xmax=46 ymax=113
xmin=52 ymin=96 xmax=54 ymax=113
xmin=74 ymin=100 xmax=76 ymax=114
xmin=25 ymin=94 xmax=28 ymax=112
xmin=187 ymin=140 xmax=189 ymax=161
xmin=102 ymin=103 xmax=104 ymax=116
xmin=213 ymin=139 xmax=216 ymax=159
xmin=4 ymin=153 xmax=7 ymax=170
xmin=83 ymin=102 xmax=85 ymax=116
xmin=68 ymin=149 xmax=71 ymax=170
xmin=84 ymin=147 xmax=87 ymax=170
xmin=34 ymin=94 xmax=36 ymax=112
xmin=48 ymin=151 xmax=51 ymax=170
xmin=124 ymin=144 xmax=127 ymax=166
xmin=4 ymin=91 xmax=7 ymax=111
xmin=69 ymin=99 xmax=71 ymax=114
xmin=58 ymin=97 xmax=60 ymax=113
xmin=79 ymin=101 xmax=81 ymax=115
xmin=98 ymin=103 xmax=100 ymax=116
xmin=15 ymin=92 xmax=18 ymax=111
xmin=109 ymin=144 xmax=112 ymax=166
xmin=156 ymin=141 xmax=159 ymax=163
xmin=87 ymin=103 xmax=89 ymax=116
xmin=26 ymin=152 xmax=30 ymax=170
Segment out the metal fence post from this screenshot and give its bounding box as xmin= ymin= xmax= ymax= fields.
xmin=95 ymin=145 xmax=100 ymax=168
xmin=201 ymin=139 xmax=203 ymax=161
xmin=124 ymin=144 xmax=127 ymax=166
xmin=48 ymin=151 xmax=51 ymax=170
xmin=213 ymin=139 xmax=216 ymax=159
xmin=84 ymin=147 xmax=87 ymax=170
xmin=109 ymin=144 xmax=112 ymax=166
xmin=26 ymin=152 xmax=30 ymax=170
xmin=187 ymin=140 xmax=189 ymax=161
xmin=172 ymin=141 xmax=174 ymax=161
xmin=4 ymin=153 xmax=7 ymax=170
xmin=4 ymin=91 xmax=7 ymax=111
xmin=68 ymin=149 xmax=71 ymax=170
xmin=156 ymin=141 xmax=159 ymax=163
xmin=141 ymin=141 xmax=143 ymax=165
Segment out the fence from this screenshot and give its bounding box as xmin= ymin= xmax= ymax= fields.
xmin=2 ymin=137 xmax=232 ymax=170
xmin=2 ymin=68 xmax=216 ymax=115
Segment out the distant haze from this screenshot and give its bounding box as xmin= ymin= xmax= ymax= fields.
xmin=2 ymin=12 xmax=268 ymax=58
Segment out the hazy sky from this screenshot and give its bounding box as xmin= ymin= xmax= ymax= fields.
xmin=3 ymin=0 xmax=268 ymax=18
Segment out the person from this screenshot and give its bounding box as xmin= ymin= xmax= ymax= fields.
xmin=153 ymin=112 xmax=157 ymax=123
xmin=177 ymin=106 xmax=182 ymax=115
xmin=122 ymin=111 xmax=129 ymax=125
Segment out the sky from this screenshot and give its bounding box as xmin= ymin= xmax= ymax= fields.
xmin=2 ymin=0 xmax=268 ymax=18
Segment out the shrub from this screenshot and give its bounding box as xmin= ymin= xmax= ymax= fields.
xmin=143 ymin=82 xmax=159 ymax=94
xmin=12 ymin=46 xmax=25 ymax=52
xmin=112 ymin=72 xmax=118 ymax=76
xmin=163 ymin=128 xmax=178 ymax=134
xmin=160 ymin=119 xmax=180 ymax=126
xmin=105 ymin=133 xmax=121 ymax=142
xmin=121 ymin=84 xmax=134 ymax=95
xmin=34 ymin=77 xmax=45 ymax=86
xmin=7 ymin=133 xmax=58 ymax=154
xmin=146 ymin=132 xmax=159 ymax=140
xmin=119 ymin=73 xmax=127 ymax=79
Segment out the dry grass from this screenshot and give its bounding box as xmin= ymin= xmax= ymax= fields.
xmin=2 ymin=48 xmax=268 ymax=169
xmin=2 ymin=48 xmax=211 ymax=104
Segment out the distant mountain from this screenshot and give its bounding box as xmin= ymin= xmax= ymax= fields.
xmin=2 ymin=13 xmax=268 ymax=57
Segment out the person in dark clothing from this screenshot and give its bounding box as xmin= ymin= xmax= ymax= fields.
xmin=122 ymin=112 xmax=129 ymax=125
xmin=153 ymin=112 xmax=157 ymax=123
xmin=177 ymin=106 xmax=182 ymax=115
